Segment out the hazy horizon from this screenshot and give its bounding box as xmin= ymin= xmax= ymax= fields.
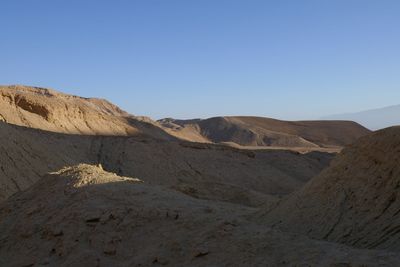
xmin=2 ymin=0 xmax=400 ymax=120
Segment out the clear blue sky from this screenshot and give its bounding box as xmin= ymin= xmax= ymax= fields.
xmin=1 ymin=0 xmax=400 ymax=120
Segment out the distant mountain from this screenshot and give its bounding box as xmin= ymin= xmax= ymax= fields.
xmin=322 ymin=105 xmax=400 ymax=130
xmin=158 ymin=116 xmax=371 ymax=149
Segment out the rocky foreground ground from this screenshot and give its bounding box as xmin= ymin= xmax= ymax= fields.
xmin=1 ymin=164 xmax=400 ymax=267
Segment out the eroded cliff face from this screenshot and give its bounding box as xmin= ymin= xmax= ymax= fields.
xmin=0 ymin=85 xmax=172 ymax=139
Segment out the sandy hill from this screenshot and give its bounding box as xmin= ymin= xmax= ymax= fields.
xmin=0 ymin=85 xmax=172 ymax=139
xmin=262 ymin=126 xmax=400 ymax=251
xmin=1 ymin=164 xmax=399 ymax=266
xmin=0 ymin=121 xmax=331 ymax=204
xmin=1 ymin=85 xmax=369 ymax=151
xmin=159 ymin=116 xmax=370 ymax=149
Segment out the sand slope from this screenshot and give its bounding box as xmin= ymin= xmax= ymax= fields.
xmin=1 ymin=164 xmax=399 ymax=267
xmin=159 ymin=116 xmax=370 ymax=148
xmin=263 ymin=126 xmax=400 ymax=251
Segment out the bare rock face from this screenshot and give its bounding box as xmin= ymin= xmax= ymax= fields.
xmin=1 ymin=164 xmax=400 ymax=267
xmin=159 ymin=116 xmax=371 ymax=149
xmin=0 ymin=85 xmax=172 ymax=139
xmin=263 ymin=126 xmax=400 ymax=251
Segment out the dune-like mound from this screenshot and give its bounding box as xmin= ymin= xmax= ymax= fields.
xmin=1 ymin=164 xmax=399 ymax=267
xmin=159 ymin=116 xmax=370 ymax=149
xmin=263 ymin=126 xmax=400 ymax=251
xmin=0 ymin=85 xmax=172 ymax=139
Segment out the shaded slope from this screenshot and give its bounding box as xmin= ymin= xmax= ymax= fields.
xmin=1 ymin=164 xmax=399 ymax=267
xmin=0 ymin=85 xmax=172 ymax=139
xmin=263 ymin=126 xmax=400 ymax=251
xmin=159 ymin=116 xmax=370 ymax=148
xmin=0 ymin=122 xmax=332 ymax=205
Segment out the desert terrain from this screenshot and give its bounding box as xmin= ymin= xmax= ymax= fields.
xmin=0 ymin=85 xmax=398 ymax=266
xmin=159 ymin=116 xmax=370 ymax=149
